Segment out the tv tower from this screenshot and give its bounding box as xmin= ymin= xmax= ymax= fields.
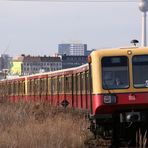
xmin=139 ymin=0 xmax=148 ymax=47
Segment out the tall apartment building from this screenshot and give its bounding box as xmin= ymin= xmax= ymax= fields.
xmin=58 ymin=43 xmax=87 ymax=56
xmin=10 ymin=55 xmax=62 ymax=76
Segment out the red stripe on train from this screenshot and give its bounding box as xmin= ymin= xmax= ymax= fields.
xmin=92 ymin=93 xmax=148 ymax=114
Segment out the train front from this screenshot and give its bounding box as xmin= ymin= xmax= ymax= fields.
xmin=89 ymin=47 xmax=148 ymax=140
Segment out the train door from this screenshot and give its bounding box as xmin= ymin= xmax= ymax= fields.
xmin=65 ymin=74 xmax=72 ymax=108
xmin=81 ymin=72 xmax=86 ymax=109
xmin=20 ymin=79 xmax=25 ymax=100
xmin=47 ymin=77 xmax=51 ymax=104
xmin=77 ymin=73 xmax=81 ymax=109
xmin=35 ymin=78 xmax=40 ymax=101
xmin=31 ymin=79 xmax=35 ymax=101
xmin=45 ymin=77 xmax=48 ymax=101
xmin=73 ymin=74 xmax=77 ymax=109
xmin=61 ymin=76 xmax=65 ymax=107
xmin=75 ymin=73 xmax=78 ymax=108
xmin=51 ymin=77 xmax=58 ymax=106
xmin=57 ymin=76 xmax=63 ymax=106
xmin=40 ymin=78 xmax=44 ymax=101
xmin=85 ymin=70 xmax=90 ymax=110
xmin=27 ymin=79 xmax=30 ymax=101
xmin=41 ymin=77 xmax=48 ymax=101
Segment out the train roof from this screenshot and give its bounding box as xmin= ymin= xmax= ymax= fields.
xmin=0 ymin=75 xmax=26 ymax=82
xmin=0 ymin=63 xmax=89 ymax=81
xmin=26 ymin=63 xmax=89 ymax=79
xmin=91 ymin=46 xmax=148 ymax=57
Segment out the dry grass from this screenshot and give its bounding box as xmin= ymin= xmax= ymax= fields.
xmin=136 ymin=129 xmax=147 ymax=148
xmin=0 ymin=100 xmax=92 ymax=148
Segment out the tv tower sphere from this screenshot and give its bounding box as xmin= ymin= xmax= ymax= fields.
xmin=139 ymin=0 xmax=148 ymax=12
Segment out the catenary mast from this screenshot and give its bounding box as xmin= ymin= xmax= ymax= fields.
xmin=139 ymin=0 xmax=148 ymax=46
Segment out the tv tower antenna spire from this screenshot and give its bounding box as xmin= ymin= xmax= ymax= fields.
xmin=139 ymin=0 xmax=148 ymax=47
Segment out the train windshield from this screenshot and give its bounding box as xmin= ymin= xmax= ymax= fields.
xmin=102 ymin=56 xmax=129 ymax=89
xmin=133 ymin=55 xmax=148 ymax=88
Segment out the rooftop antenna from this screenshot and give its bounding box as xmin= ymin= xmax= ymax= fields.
xmin=139 ymin=0 xmax=148 ymax=47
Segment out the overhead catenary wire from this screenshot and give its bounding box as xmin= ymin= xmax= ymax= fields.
xmin=8 ymin=0 xmax=138 ymax=3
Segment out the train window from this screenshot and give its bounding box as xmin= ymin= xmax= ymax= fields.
xmin=58 ymin=77 xmax=62 ymax=93
xmin=41 ymin=78 xmax=46 ymax=94
xmin=34 ymin=79 xmax=38 ymax=95
xmin=10 ymin=83 xmax=13 ymax=95
xmin=62 ymin=77 xmax=64 ymax=93
xmin=18 ymin=82 xmax=20 ymax=95
xmin=22 ymin=81 xmax=25 ymax=95
xmin=0 ymin=83 xmax=2 ymax=95
xmin=16 ymin=81 xmax=19 ymax=95
xmin=85 ymin=71 xmax=90 ymax=93
xmin=51 ymin=79 xmax=53 ymax=93
xmin=27 ymin=80 xmax=31 ymax=95
xmin=48 ymin=78 xmax=51 ymax=95
xmin=8 ymin=82 xmax=10 ymax=95
xmin=77 ymin=74 xmax=81 ymax=93
xmin=2 ymin=83 xmax=6 ymax=96
xmin=40 ymin=79 xmax=43 ymax=94
xmin=13 ymin=82 xmax=16 ymax=95
xmin=23 ymin=81 xmax=26 ymax=95
xmin=31 ymin=80 xmax=34 ymax=95
xmin=102 ymin=56 xmax=129 ymax=89
xmin=73 ymin=75 xmax=76 ymax=93
xmin=133 ymin=55 xmax=148 ymax=88
xmin=65 ymin=75 xmax=72 ymax=93
xmin=11 ymin=83 xmax=13 ymax=95
xmin=65 ymin=77 xmax=68 ymax=92
xmin=20 ymin=81 xmax=23 ymax=95
xmin=42 ymin=78 xmax=46 ymax=94
xmin=51 ymin=77 xmax=57 ymax=94
xmin=0 ymin=83 xmax=1 ymax=94
xmin=44 ymin=78 xmax=48 ymax=94
xmin=37 ymin=79 xmax=41 ymax=95
xmin=81 ymin=73 xmax=85 ymax=93
xmin=34 ymin=79 xmax=39 ymax=95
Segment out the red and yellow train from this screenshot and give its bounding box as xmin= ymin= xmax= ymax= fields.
xmin=1 ymin=46 xmax=148 ymax=146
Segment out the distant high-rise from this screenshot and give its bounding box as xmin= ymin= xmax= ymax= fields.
xmin=58 ymin=44 xmax=71 ymax=55
xmin=58 ymin=43 xmax=87 ymax=56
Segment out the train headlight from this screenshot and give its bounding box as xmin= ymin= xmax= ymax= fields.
xmin=103 ymin=95 xmax=117 ymax=104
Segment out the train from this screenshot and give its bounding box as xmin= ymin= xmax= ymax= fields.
xmin=1 ymin=46 xmax=148 ymax=146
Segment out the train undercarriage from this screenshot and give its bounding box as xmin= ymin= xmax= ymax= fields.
xmin=89 ymin=110 xmax=148 ymax=147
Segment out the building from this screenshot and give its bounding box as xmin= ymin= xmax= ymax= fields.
xmin=58 ymin=43 xmax=87 ymax=56
xmin=10 ymin=58 xmax=23 ymax=76
xmin=0 ymin=54 xmax=12 ymax=72
xmin=58 ymin=44 xmax=71 ymax=55
xmin=10 ymin=55 xmax=62 ymax=76
xmin=85 ymin=49 xmax=94 ymax=56
xmin=61 ymin=55 xmax=88 ymax=69
xmin=0 ymin=71 xmax=6 ymax=80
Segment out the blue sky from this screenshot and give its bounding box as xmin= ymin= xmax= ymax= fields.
xmin=0 ymin=1 xmax=145 ymax=57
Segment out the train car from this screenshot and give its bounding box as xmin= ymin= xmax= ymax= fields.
xmin=0 ymin=76 xmax=26 ymax=102
xmin=46 ymin=64 xmax=90 ymax=109
xmin=1 ymin=46 xmax=148 ymax=146
xmin=20 ymin=64 xmax=90 ymax=110
xmin=89 ymin=46 xmax=148 ymax=146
